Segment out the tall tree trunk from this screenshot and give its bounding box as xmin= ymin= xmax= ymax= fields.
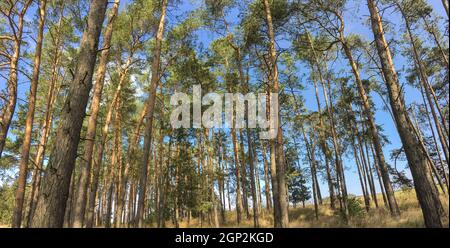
xmin=301 ymin=126 xmax=319 ymax=220
xmin=72 ymin=0 xmax=120 ymax=228
xmin=206 ymin=129 xmax=220 ymax=228
xmin=307 ymin=33 xmax=347 ymax=217
xmin=115 ymin=104 xmax=148 ymax=226
xmin=238 ymin=130 xmax=250 ymax=219
xmin=12 ymin=0 xmax=47 ymax=228
xmin=31 ymin=0 xmax=108 ymax=227
xmin=309 ymin=73 xmax=336 ymax=210
xmin=26 ymin=28 xmax=64 ymax=227
xmin=246 ymin=130 xmax=260 ymax=227
xmin=367 ymin=0 xmax=446 ymax=228
xmin=338 ymin=26 xmax=400 ymax=215
xmin=263 ymin=0 xmax=289 ymax=228
xmin=231 ymin=125 xmax=243 ymax=225
xmin=137 ymin=0 xmax=167 ymax=227
xmin=0 ymin=0 xmax=32 ymax=158
xmin=84 ymin=57 xmax=131 ymax=228
xmin=398 ymin=4 xmax=449 ymax=166
xmin=419 ymin=84 xmax=449 ymax=190
xmin=261 ymin=143 xmax=272 ymax=211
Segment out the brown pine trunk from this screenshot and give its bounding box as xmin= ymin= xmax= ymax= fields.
xmin=263 ymin=0 xmax=289 ymax=228
xmin=309 ymin=73 xmax=336 ymax=210
xmin=301 ymin=126 xmax=319 ymax=220
xmin=231 ymin=126 xmax=243 ymax=225
xmin=306 ymin=32 xmax=348 ymax=217
xmin=72 ymin=0 xmax=120 ymax=228
xmin=137 ymin=0 xmax=167 ymax=227
xmin=31 ymin=0 xmax=108 ymax=227
xmin=261 ymin=143 xmax=272 ymax=211
xmin=398 ymin=4 xmax=449 ymax=166
xmin=238 ymin=130 xmax=250 ymax=219
xmin=419 ymin=84 xmax=449 ymax=190
xmin=246 ymin=130 xmax=260 ymax=227
xmin=12 ymin=0 xmax=47 ymax=228
xmin=206 ymin=129 xmax=220 ymax=227
xmin=367 ymin=0 xmax=446 ymax=227
xmin=0 ymin=0 xmax=32 ymax=158
xmin=339 ymin=27 xmax=400 ymax=215
xmin=115 ymin=104 xmax=148 ymax=226
xmin=84 ymin=56 xmax=131 ymax=228
xmin=26 ymin=31 xmax=63 ymax=227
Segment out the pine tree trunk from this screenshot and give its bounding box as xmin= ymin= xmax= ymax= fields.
xmin=261 ymin=143 xmax=272 ymax=211
xmin=340 ymin=31 xmax=400 ymax=215
xmin=0 ymin=0 xmax=32 ymax=158
xmin=367 ymin=0 xmax=446 ymax=227
xmin=263 ymin=0 xmax=289 ymax=228
xmin=31 ymin=0 xmax=108 ymax=227
xmin=307 ymin=33 xmax=347 ymax=217
xmin=12 ymin=0 xmax=47 ymax=228
xmin=84 ymin=57 xmax=130 ymax=228
xmin=137 ymin=0 xmax=167 ymax=227
xmin=72 ymin=0 xmax=120 ymax=228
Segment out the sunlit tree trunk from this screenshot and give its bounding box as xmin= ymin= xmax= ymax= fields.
xmin=12 ymin=0 xmax=47 ymax=228
xmin=31 ymin=0 xmax=108 ymax=227
xmin=137 ymin=0 xmax=167 ymax=227
xmin=73 ymin=0 xmax=120 ymax=228
xmin=263 ymin=0 xmax=289 ymax=228
xmin=367 ymin=0 xmax=446 ymax=227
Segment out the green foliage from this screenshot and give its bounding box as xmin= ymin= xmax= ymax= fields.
xmin=288 ymin=166 xmax=311 ymax=206
xmin=347 ymin=197 xmax=365 ymax=219
xmin=0 ymin=182 xmax=14 ymax=225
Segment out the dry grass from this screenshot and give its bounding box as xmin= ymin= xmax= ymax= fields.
xmin=174 ymin=189 xmax=449 ymax=228
xmin=1 ymin=189 xmax=447 ymax=228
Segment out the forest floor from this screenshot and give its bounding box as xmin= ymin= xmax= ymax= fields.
xmin=171 ymin=189 xmax=449 ymax=228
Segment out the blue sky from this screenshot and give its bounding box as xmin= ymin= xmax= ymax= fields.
xmin=2 ymin=0 xmax=448 ymax=201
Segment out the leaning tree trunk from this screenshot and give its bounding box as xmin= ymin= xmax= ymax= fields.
xmin=72 ymin=0 xmax=120 ymax=228
xmin=367 ymin=0 xmax=446 ymax=228
xmin=31 ymin=0 xmax=108 ymax=227
xmin=12 ymin=0 xmax=47 ymax=228
xmin=340 ymin=32 xmax=400 ymax=216
xmin=398 ymin=4 xmax=449 ymax=167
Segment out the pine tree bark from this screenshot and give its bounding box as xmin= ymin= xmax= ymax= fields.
xmin=31 ymin=0 xmax=108 ymax=227
xmin=72 ymin=0 xmax=120 ymax=228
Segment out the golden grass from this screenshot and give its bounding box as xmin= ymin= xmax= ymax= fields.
xmin=173 ymin=189 xmax=449 ymax=228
